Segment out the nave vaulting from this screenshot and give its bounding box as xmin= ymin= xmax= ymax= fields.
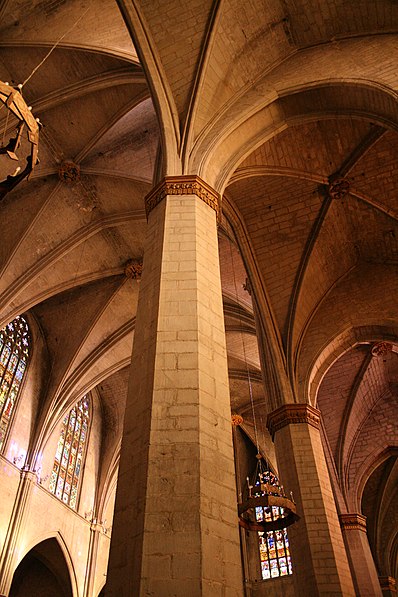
xmin=0 ymin=0 xmax=397 ymax=595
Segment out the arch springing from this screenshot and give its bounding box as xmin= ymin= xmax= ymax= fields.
xmin=49 ymin=395 xmax=90 ymax=509
xmin=0 ymin=315 xmax=30 ymax=450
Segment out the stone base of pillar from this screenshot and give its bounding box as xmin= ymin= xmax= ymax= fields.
xmin=379 ymin=576 xmax=397 ymax=596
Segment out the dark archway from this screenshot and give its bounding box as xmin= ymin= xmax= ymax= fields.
xmin=362 ymin=452 xmax=398 ymax=580
xmin=9 ymin=538 xmax=73 ymax=597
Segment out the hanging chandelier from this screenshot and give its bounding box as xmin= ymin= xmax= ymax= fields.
xmin=238 ymin=453 xmax=299 ymax=532
xmin=0 ymin=80 xmax=40 ymax=200
xmin=227 ymin=238 xmax=299 ymax=534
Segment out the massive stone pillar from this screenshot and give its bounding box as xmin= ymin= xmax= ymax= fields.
xmin=339 ymin=513 xmax=382 ymax=596
xmin=267 ymin=404 xmax=355 ymax=596
xmin=106 ymin=177 xmax=243 ymax=596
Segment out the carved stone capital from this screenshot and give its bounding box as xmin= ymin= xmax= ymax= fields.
xmin=267 ymin=404 xmax=321 ymax=439
xmin=145 ymin=175 xmax=220 ymax=219
xmin=339 ymin=513 xmax=367 ymax=532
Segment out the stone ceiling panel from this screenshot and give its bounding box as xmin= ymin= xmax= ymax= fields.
xmin=350 ymin=130 xmax=398 ymax=216
xmin=83 ymin=97 xmax=158 ymax=182
xmin=297 ymin=263 xmax=398 ymax=396
xmin=238 ymin=119 xmax=374 ymax=179
xmin=317 ymin=345 xmax=370 ymax=463
xmin=228 ymin=175 xmax=321 ymax=340
xmin=281 ymin=0 xmax=398 ymax=48
xmin=36 ymin=84 xmax=145 ymax=160
xmin=0 ymin=0 xmax=138 ymax=61
xmin=135 ymin=0 xmax=216 ymax=123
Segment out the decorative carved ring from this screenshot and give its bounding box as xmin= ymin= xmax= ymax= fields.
xmin=328 ymin=177 xmax=350 ymax=200
xmin=339 ymin=513 xmax=367 ymax=532
xmin=267 ymin=404 xmax=321 ymax=439
xmin=58 ymin=161 xmax=80 ymax=183
xmin=145 ymin=175 xmax=220 ymax=220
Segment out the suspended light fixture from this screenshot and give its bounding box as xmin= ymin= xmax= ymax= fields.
xmin=0 ymin=81 xmax=40 ymax=200
xmin=238 ymin=453 xmax=299 ymax=532
xmin=227 ymin=239 xmax=299 ymax=534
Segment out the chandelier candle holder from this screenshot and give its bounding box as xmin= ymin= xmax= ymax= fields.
xmin=0 ymin=81 xmax=40 ymax=200
xmin=238 ymin=454 xmax=299 ymax=532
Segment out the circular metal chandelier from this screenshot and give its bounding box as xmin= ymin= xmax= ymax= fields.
xmin=0 ymin=81 xmax=40 ymax=200
xmin=238 ymin=454 xmax=299 ymax=532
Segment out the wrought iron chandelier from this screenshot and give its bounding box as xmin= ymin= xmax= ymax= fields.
xmin=238 ymin=453 xmax=299 ymax=532
xmin=0 ymin=81 xmax=40 ymax=200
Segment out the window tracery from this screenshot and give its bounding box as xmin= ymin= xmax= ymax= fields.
xmin=0 ymin=315 xmax=30 ymax=450
xmin=49 ymin=395 xmax=90 ymax=509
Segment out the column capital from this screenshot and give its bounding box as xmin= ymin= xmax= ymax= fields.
xmin=267 ymin=403 xmax=321 ymax=439
xmin=145 ymin=175 xmax=220 ymax=220
xmin=339 ymin=513 xmax=367 ymax=532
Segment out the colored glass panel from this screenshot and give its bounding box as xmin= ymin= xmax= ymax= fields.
xmin=255 ymin=468 xmax=293 ymax=581
xmin=49 ymin=396 xmax=90 ymax=509
xmin=0 ymin=316 xmax=30 ymax=451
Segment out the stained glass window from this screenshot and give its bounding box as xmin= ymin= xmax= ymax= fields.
xmin=255 ymin=470 xmax=293 ymax=580
xmin=49 ymin=395 xmax=90 ymax=509
xmin=0 ymin=316 xmax=30 ymax=451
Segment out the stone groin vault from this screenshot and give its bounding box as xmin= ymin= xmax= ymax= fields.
xmin=0 ymin=1 xmax=397 ymax=595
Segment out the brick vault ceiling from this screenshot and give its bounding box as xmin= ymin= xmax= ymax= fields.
xmin=0 ymin=0 xmax=397 ymax=497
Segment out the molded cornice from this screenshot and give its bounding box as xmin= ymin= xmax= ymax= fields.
xmin=339 ymin=513 xmax=367 ymax=533
xmin=267 ymin=404 xmax=321 ymax=439
xmin=145 ymin=175 xmax=220 ymax=219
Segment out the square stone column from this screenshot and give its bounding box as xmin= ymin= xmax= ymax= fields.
xmin=267 ymin=404 xmax=355 ymax=596
xmin=339 ymin=513 xmax=382 ymax=596
xmin=106 ymin=177 xmax=243 ymax=597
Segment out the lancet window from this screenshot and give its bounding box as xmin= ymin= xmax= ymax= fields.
xmin=0 ymin=316 xmax=30 ymax=450
xmin=49 ymin=395 xmax=90 ymax=509
xmin=255 ymin=470 xmax=293 ymax=580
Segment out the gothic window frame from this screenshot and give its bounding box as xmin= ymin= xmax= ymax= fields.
xmin=49 ymin=394 xmax=91 ymax=510
xmin=256 ymin=509 xmax=293 ymax=580
xmin=254 ymin=469 xmax=293 ymax=581
xmin=0 ymin=315 xmax=31 ymax=452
